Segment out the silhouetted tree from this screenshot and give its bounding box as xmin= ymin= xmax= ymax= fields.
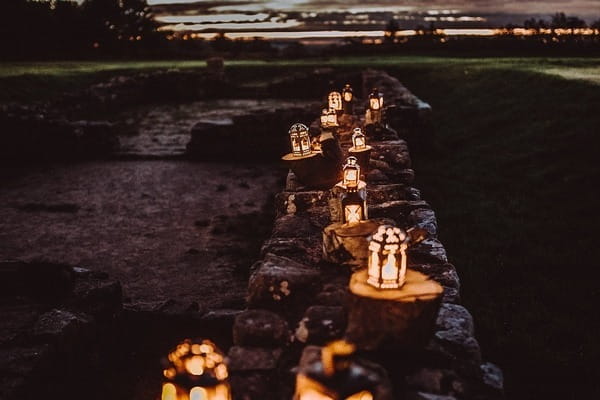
xmin=384 ymin=19 xmax=400 ymax=43
xmin=551 ymin=12 xmax=586 ymax=29
xmin=592 ymin=19 xmax=600 ymax=30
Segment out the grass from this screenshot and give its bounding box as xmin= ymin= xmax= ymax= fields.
xmin=389 ymin=62 xmax=600 ymax=399
xmin=2 ymin=56 xmax=600 ymax=398
xmin=1 ymin=56 xmax=599 ymax=103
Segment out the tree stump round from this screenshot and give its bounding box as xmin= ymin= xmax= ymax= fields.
xmin=282 ymin=152 xmax=340 ymax=189
xmin=322 ymin=219 xmax=390 ymax=269
xmin=346 ymin=269 xmax=443 ymax=351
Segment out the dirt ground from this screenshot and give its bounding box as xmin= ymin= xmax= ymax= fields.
xmin=0 ymin=160 xmax=283 ymax=310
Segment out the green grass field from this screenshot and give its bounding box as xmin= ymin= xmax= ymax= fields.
xmin=2 ymin=57 xmax=600 ymax=398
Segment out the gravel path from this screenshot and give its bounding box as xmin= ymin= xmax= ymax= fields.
xmin=0 ymin=161 xmax=282 ymax=309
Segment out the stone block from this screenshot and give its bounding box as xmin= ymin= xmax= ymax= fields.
xmin=233 ymin=309 xmax=290 ymax=347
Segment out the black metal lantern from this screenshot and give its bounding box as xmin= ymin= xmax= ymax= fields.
xmin=294 ymin=340 xmax=375 ymax=400
xmin=342 ymin=84 xmax=353 ymax=103
xmin=368 ymin=88 xmax=384 ymax=111
xmin=341 ymin=188 xmax=367 ymax=225
xmin=290 ymin=123 xmax=312 ymax=157
xmin=351 ymin=128 xmax=366 ymax=150
xmin=161 ymin=339 xmax=231 ymax=400
xmin=342 ymin=84 xmax=354 ymax=115
xmin=342 ymin=156 xmax=360 ymax=190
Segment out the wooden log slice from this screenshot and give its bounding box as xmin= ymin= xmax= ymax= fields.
xmin=346 ymin=269 xmax=443 ymax=351
xmin=322 ymin=219 xmax=392 ymax=268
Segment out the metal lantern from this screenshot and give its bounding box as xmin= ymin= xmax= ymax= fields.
xmin=294 ymin=340 xmax=375 ymax=400
xmin=161 ymin=339 xmax=231 ymax=400
xmin=342 ymin=84 xmax=353 ymax=103
xmin=290 ymin=123 xmax=312 ymax=157
xmin=341 ymin=188 xmax=367 ymax=225
xmin=342 ymin=156 xmax=360 ymax=190
xmin=368 ymin=88 xmax=384 ymax=111
xmin=351 ymin=128 xmax=366 ymax=150
xmin=367 ymin=225 xmax=408 ymax=289
xmin=320 ymin=108 xmax=329 ymax=127
xmin=326 ymin=108 xmax=338 ymax=127
xmin=328 ymin=91 xmax=343 ymax=113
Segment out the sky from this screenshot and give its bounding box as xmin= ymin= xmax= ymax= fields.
xmin=147 ymin=0 xmax=600 ymax=16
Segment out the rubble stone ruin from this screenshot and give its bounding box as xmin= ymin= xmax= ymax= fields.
xmin=0 ymin=67 xmax=503 ymax=400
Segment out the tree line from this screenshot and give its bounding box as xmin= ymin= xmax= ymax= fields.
xmin=0 ymin=0 xmax=163 ymax=59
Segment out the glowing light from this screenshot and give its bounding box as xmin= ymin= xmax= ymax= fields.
xmin=162 ymin=383 xmax=177 ymax=400
xmin=185 ymin=356 xmax=205 ymax=375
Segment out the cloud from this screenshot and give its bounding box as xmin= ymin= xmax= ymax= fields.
xmin=149 ymin=0 xmax=600 ymax=17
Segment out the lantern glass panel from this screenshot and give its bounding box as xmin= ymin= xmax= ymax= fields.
xmin=328 ymin=91 xmax=343 ymax=111
xmin=342 ymin=84 xmax=353 ymax=102
xmin=347 ymin=391 xmax=374 ymax=400
xmin=326 ymin=109 xmax=338 ymax=126
xmin=369 ymin=96 xmax=380 ymax=111
xmin=320 ymin=109 xmax=328 ymax=126
xmin=344 ymin=204 xmax=363 ymax=224
xmin=299 ymin=389 xmax=335 ymax=400
xmin=190 ymin=387 xmax=209 ymax=400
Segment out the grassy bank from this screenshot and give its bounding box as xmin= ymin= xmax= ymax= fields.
xmin=391 ymin=62 xmax=600 ymax=399
xmin=2 ymin=57 xmax=599 ymax=398
xmin=1 ymin=57 xmax=599 ymax=103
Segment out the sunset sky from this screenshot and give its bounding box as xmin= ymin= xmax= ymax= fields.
xmin=147 ymin=0 xmax=600 ymax=16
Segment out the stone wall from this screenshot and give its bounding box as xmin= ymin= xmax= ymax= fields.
xmin=226 ymin=70 xmax=504 ymax=400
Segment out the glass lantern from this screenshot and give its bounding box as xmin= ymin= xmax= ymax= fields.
xmin=328 ymin=91 xmax=343 ymax=113
xmin=294 ymin=340 xmax=374 ymax=400
xmin=290 ymin=123 xmax=312 ymax=157
xmin=342 ymin=84 xmax=353 ymax=103
xmin=320 ymin=108 xmax=329 ymax=127
xmin=341 ymin=188 xmax=367 ymax=225
xmin=351 ymin=128 xmax=366 ymax=150
xmin=326 ymin=108 xmax=338 ymax=127
xmin=161 ymin=339 xmax=231 ymax=400
xmin=368 ymin=88 xmax=384 ymax=111
xmin=342 ymin=156 xmax=360 ymax=190
xmin=367 ymin=225 xmax=408 ymax=289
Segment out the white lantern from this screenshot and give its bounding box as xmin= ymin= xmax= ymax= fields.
xmin=367 ymin=225 xmax=408 ymax=289
xmin=328 ymin=91 xmax=343 ymax=112
xmin=290 ymin=123 xmax=312 ymax=157
xmin=161 ymin=339 xmax=231 ymax=400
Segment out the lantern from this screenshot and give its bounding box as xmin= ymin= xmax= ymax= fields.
xmin=366 ymin=225 xmax=427 ymax=289
xmin=342 ymin=156 xmax=360 ymax=190
xmin=326 ymin=108 xmax=338 ymax=127
xmin=368 ymin=88 xmax=384 ymax=111
xmin=294 ymin=340 xmax=375 ymax=400
xmin=351 ymin=128 xmax=366 ymax=150
xmin=320 ymin=108 xmax=329 ymax=127
xmin=342 ymin=84 xmax=353 ymax=103
xmin=290 ymin=123 xmax=312 ymax=157
xmin=341 ymin=188 xmax=367 ymax=225
xmin=161 ymin=339 xmax=231 ymax=400
xmin=328 ymin=91 xmax=343 ymax=113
